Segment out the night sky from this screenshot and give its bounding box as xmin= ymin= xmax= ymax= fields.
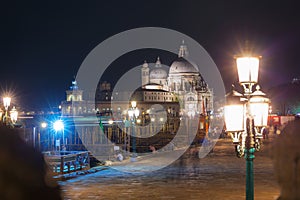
xmin=1 ymin=0 xmax=299 ymax=110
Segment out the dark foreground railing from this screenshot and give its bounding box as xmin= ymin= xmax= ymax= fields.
xmin=43 ymin=151 xmax=90 ymax=175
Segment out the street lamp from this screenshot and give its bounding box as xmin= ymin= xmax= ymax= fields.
xmin=3 ymin=97 xmax=11 ymax=111
xmin=3 ymin=97 xmax=11 ymax=124
xmin=224 ymin=89 xmax=244 ymax=147
xmin=53 ymin=120 xmax=65 ymax=151
xmin=128 ymin=101 xmax=139 ymax=162
xmin=9 ymin=106 xmax=18 ymax=124
xmin=249 ymin=86 xmax=270 ymax=135
xmin=1 ymin=97 xmax=19 ymax=127
xmin=224 ymin=53 xmax=269 ymax=200
xmin=41 ymin=122 xmax=48 ymax=128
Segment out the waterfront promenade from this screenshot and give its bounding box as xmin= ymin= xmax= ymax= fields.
xmin=60 ymin=136 xmax=280 ymax=200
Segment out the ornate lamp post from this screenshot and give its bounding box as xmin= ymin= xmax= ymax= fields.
xmin=128 ymin=101 xmax=139 ymax=162
xmin=3 ymin=97 xmax=11 ymax=124
xmin=1 ymin=97 xmax=19 ymax=127
xmin=10 ymin=106 xmax=18 ymax=124
xmin=224 ymin=54 xmax=269 ymax=200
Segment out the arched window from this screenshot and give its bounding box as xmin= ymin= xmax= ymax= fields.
xmin=187 ymin=97 xmax=194 ymax=101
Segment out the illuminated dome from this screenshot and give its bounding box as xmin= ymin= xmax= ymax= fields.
xmin=169 ymin=57 xmax=199 ymax=74
xmin=149 ymin=57 xmax=168 ymax=79
xmin=169 ymin=41 xmax=199 ymax=75
xmin=150 ymin=68 xmax=168 ymax=79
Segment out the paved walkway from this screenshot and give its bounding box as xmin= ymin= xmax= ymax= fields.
xmin=60 ymin=136 xmax=280 ymax=199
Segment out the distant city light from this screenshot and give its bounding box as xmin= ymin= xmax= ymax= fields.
xmin=41 ymin=122 xmax=47 ymax=128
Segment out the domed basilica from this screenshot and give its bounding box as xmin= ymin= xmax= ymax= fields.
xmin=141 ymin=41 xmax=213 ymax=118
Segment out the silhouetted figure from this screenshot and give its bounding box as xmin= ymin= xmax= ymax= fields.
xmin=0 ymin=126 xmax=62 ymax=200
xmin=272 ymin=119 xmax=300 ymax=199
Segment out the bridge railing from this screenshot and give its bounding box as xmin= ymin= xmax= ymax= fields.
xmin=43 ymin=151 xmax=90 ymax=175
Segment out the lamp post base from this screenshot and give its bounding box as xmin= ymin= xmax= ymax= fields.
xmin=245 ymin=147 xmax=255 ymax=200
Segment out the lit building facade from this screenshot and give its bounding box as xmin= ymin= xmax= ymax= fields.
xmin=141 ymin=41 xmax=213 ymax=118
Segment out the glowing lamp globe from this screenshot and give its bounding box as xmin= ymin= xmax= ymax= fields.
xmin=249 ymin=86 xmax=270 ymax=127
xmin=9 ymin=106 xmax=18 ymax=124
xmin=236 ymin=56 xmax=259 ymax=84
xmin=134 ymin=109 xmax=140 ymax=117
xmin=224 ymin=104 xmax=244 ymax=132
xmin=224 ymin=89 xmax=244 ymax=132
xmin=131 ymin=101 xmax=137 ymax=108
xmin=128 ymin=110 xmax=134 ymax=118
xmin=3 ymin=97 xmax=11 ymax=110
xmin=41 ymin=122 xmax=48 ymax=128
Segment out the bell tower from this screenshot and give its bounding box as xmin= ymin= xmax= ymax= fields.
xmin=141 ymin=60 xmax=149 ymax=87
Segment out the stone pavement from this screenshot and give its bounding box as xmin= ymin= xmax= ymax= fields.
xmin=60 ymin=136 xmax=280 ymax=200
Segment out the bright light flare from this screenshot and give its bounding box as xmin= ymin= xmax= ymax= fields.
xmin=53 ymin=120 xmax=64 ymax=131
xmin=236 ymin=57 xmax=259 ymax=83
xmin=41 ymin=122 xmax=48 ymax=128
xmin=108 ymin=119 xmax=113 ymax=124
xmin=3 ymin=97 xmax=11 ymax=109
xmin=9 ymin=106 xmax=18 ymax=124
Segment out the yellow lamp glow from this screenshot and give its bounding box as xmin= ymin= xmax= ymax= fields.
xmin=3 ymin=97 xmax=11 ymax=110
xmin=41 ymin=122 xmax=48 ymax=128
xmin=249 ymin=86 xmax=269 ymax=127
xmin=128 ymin=110 xmax=134 ymax=118
xmin=236 ymin=57 xmax=259 ymax=84
xmin=224 ymin=104 xmax=244 ymax=132
xmin=224 ymin=88 xmax=244 ymax=132
xmin=10 ymin=106 xmax=18 ymax=124
xmin=0 ymin=108 xmax=3 ymax=119
xmin=134 ymin=109 xmax=140 ymax=117
xmin=131 ymin=101 xmax=137 ymax=108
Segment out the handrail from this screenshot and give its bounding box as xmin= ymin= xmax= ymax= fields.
xmin=44 ymin=151 xmax=90 ymax=175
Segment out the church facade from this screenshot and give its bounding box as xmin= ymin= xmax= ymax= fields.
xmin=141 ymin=41 xmax=213 ymax=118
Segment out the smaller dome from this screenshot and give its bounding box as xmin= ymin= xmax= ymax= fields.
xmin=150 ymin=57 xmax=167 ymax=79
xmin=150 ymin=68 xmax=168 ymax=79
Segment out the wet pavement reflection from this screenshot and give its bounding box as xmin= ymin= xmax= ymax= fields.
xmin=60 ymin=138 xmax=280 ymax=200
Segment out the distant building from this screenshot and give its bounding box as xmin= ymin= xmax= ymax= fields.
xmin=57 ymin=42 xmax=216 ymax=156
xmin=61 ymin=80 xmax=94 ymax=116
xmin=61 ymin=42 xmax=214 ymax=118
xmin=141 ymin=41 xmax=213 ymax=118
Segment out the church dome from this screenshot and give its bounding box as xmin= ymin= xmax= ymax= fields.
xmin=150 ymin=68 xmax=168 ymax=79
xmin=169 ymin=57 xmax=199 ymax=74
xmin=169 ymin=41 xmax=199 ymax=75
xmin=149 ymin=57 xmax=168 ymax=79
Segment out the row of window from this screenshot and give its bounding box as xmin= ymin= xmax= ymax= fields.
xmin=144 ymin=96 xmax=175 ymax=101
